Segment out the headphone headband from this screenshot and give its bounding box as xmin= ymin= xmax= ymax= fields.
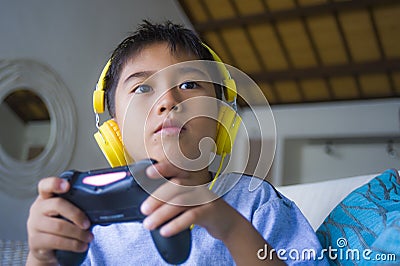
xmin=201 ymin=43 xmax=237 ymax=103
xmin=93 ymin=59 xmax=111 ymax=114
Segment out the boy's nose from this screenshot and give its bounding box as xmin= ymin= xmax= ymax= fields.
xmin=157 ymin=88 xmax=182 ymax=114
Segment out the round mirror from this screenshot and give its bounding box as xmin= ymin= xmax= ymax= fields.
xmin=0 ymin=59 xmax=76 ymax=198
xmin=0 ymin=89 xmax=51 ymax=161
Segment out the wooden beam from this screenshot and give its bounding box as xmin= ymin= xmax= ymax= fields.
xmin=249 ymin=59 xmax=400 ymax=82
xmin=194 ymin=0 xmax=399 ymax=32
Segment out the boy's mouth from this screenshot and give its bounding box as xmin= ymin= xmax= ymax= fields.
xmin=154 ymin=119 xmax=186 ymax=135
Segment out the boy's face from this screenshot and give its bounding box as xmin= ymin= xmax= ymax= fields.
xmin=114 ymin=43 xmax=218 ymax=169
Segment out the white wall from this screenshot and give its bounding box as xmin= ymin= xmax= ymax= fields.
xmin=238 ymin=99 xmax=400 ymax=185
xmin=0 ymin=103 xmax=50 ymax=161
xmin=0 ymin=0 xmax=190 ymax=241
xmin=282 ymin=137 xmax=400 ymax=185
xmin=0 ymin=104 xmax=25 ymax=159
xmin=22 ymin=121 xmax=51 ymax=160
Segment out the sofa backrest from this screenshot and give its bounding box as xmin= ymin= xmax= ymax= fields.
xmin=276 ymin=173 xmax=376 ymax=230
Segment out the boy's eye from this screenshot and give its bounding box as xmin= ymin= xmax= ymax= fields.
xmin=179 ymin=81 xmax=200 ymax=90
xmin=133 ymin=84 xmax=153 ymax=94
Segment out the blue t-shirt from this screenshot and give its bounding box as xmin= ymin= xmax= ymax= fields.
xmin=83 ymin=173 xmax=328 ymax=265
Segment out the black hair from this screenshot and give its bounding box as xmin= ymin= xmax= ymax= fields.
xmin=103 ymin=20 xmax=222 ymax=117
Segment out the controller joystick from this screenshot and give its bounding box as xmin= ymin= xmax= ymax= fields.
xmin=55 ymin=159 xmax=191 ymax=265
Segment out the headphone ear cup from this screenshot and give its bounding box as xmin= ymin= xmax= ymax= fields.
xmin=93 ymin=90 xmax=105 ymax=114
xmin=215 ymin=106 xmax=242 ymax=155
xmin=94 ymin=120 xmax=129 ymax=167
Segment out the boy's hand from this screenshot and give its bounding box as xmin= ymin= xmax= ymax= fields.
xmin=141 ymin=161 xmax=284 ymax=265
xmin=26 ymin=177 xmax=93 ymax=265
xmin=141 ymin=161 xmax=238 ymax=241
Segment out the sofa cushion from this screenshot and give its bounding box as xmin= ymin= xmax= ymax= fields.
xmin=316 ymin=169 xmax=400 ymax=265
xmin=277 ymin=174 xmax=375 ymax=230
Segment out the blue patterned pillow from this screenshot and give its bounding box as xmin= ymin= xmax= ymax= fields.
xmin=317 ymin=169 xmax=400 ymax=265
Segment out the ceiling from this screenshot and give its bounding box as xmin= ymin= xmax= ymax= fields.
xmin=4 ymin=89 xmax=50 ymax=124
xmin=177 ymin=0 xmax=400 ymax=107
xmin=3 ymin=0 xmax=399 ymax=123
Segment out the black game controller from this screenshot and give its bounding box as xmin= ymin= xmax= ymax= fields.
xmin=55 ymin=159 xmax=191 ymax=265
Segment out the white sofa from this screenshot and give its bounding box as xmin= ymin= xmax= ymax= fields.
xmin=276 ymin=173 xmax=378 ymax=231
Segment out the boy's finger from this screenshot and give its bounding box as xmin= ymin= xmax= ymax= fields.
xmin=158 ymin=209 xmax=197 ymax=238
xmin=141 ymin=179 xmax=194 ymax=215
xmin=33 ymin=232 xmax=90 ymax=254
xmin=42 ymin=197 xmax=91 ymax=230
xmin=35 ymin=216 xmax=93 ymax=244
xmin=143 ymin=203 xmax=187 ymax=230
xmin=38 ymin=177 xmax=69 ymax=199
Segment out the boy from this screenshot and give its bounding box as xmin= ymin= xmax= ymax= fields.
xmin=26 ymin=20 xmax=326 ymax=265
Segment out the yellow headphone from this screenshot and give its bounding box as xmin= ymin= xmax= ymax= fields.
xmin=93 ymin=44 xmax=241 ymax=168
